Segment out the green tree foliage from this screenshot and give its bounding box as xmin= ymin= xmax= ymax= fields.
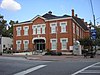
xmin=8 ymin=20 xmax=18 ymax=37
xmin=0 ymin=14 xmax=18 ymax=37
xmin=0 ymin=14 xmax=8 ymax=37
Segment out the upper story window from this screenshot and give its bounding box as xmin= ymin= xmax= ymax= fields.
xmin=16 ymin=27 xmax=21 ymax=36
xmin=37 ymin=25 xmax=41 ymax=34
xmin=60 ymin=22 xmax=67 ymax=33
xmin=23 ymin=26 xmax=29 ymax=35
xmin=32 ymin=25 xmax=37 ymax=35
xmin=32 ymin=24 xmax=46 ymax=35
xmin=42 ymin=25 xmax=46 ymax=34
xmin=73 ymin=23 xmax=75 ymax=34
xmin=50 ymin=23 xmax=57 ymax=33
xmin=76 ymin=26 xmax=79 ymax=36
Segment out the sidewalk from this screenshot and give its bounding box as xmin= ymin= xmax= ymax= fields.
xmin=1 ymin=53 xmax=100 ymax=61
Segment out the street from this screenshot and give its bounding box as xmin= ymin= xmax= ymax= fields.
xmin=0 ymin=55 xmax=100 ymax=75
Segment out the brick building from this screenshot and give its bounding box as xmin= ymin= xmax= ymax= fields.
xmin=13 ymin=9 xmax=89 ymax=53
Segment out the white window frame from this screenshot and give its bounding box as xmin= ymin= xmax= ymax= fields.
xmin=50 ymin=23 xmax=57 ymax=33
xmin=16 ymin=40 xmax=21 ymax=50
xmin=73 ymin=23 xmax=75 ymax=34
xmin=32 ymin=25 xmax=37 ymax=35
xmin=23 ymin=40 xmax=29 ymax=50
xmin=76 ymin=26 xmax=79 ymax=36
xmin=60 ymin=22 xmax=67 ymax=33
xmin=42 ymin=24 xmax=46 ymax=34
xmin=37 ymin=25 xmax=41 ymax=34
xmin=50 ymin=39 xmax=57 ymax=50
xmin=16 ymin=27 xmax=21 ymax=36
xmin=23 ymin=26 xmax=29 ymax=35
xmin=60 ymin=38 xmax=68 ymax=50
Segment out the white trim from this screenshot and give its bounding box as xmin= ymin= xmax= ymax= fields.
xmin=13 ymin=17 xmax=72 ymax=26
xmin=23 ymin=40 xmax=29 ymax=44
xmin=23 ymin=26 xmax=29 ymax=30
xmin=50 ymin=22 xmax=57 ymax=27
xmin=32 ymin=37 xmax=46 ymax=43
xmin=46 ymin=17 xmax=72 ymax=22
xmin=14 ymin=22 xmax=32 ymax=26
xmin=16 ymin=27 xmax=21 ymax=36
xmin=16 ymin=27 xmax=21 ymax=30
xmin=31 ymin=15 xmax=46 ymax=22
xmin=60 ymin=21 xmax=67 ymax=26
xmin=60 ymin=22 xmax=67 ymax=33
xmin=60 ymin=38 xmax=68 ymax=50
xmin=50 ymin=22 xmax=57 ymax=34
xmin=16 ymin=40 xmax=21 ymax=44
xmin=23 ymin=26 xmax=29 ymax=36
xmin=50 ymin=39 xmax=57 ymax=43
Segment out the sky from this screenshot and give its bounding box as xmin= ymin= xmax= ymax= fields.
xmin=0 ymin=0 xmax=100 ymax=25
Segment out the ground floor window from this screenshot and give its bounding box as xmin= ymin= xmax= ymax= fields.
xmin=23 ymin=40 xmax=29 ymax=50
xmin=16 ymin=40 xmax=21 ymax=50
xmin=60 ymin=38 xmax=68 ymax=50
xmin=50 ymin=39 xmax=57 ymax=50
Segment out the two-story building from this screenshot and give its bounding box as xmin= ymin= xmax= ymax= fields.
xmin=13 ymin=9 xmax=89 ymax=53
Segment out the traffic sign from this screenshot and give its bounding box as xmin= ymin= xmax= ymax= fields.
xmin=90 ymin=29 xmax=97 ymax=40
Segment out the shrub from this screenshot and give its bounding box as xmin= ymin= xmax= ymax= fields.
xmin=0 ymin=52 xmax=2 ymax=55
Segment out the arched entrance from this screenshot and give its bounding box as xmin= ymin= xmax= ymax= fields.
xmin=34 ymin=39 xmax=45 ymax=52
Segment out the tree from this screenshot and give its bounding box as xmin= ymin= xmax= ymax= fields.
xmin=0 ymin=14 xmax=8 ymax=37
xmin=8 ymin=20 xmax=18 ymax=37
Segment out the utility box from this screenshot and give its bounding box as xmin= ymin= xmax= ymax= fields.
xmin=73 ymin=41 xmax=82 ymax=55
xmin=0 ymin=37 xmax=13 ymax=53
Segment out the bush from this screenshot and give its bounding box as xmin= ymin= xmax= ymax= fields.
xmin=57 ymin=52 xmax=62 ymax=56
xmin=0 ymin=52 xmax=2 ymax=55
xmin=45 ymin=51 xmax=62 ymax=56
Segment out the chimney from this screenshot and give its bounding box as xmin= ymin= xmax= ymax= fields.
xmin=85 ymin=22 xmax=87 ymax=25
xmin=75 ymin=14 xmax=78 ymax=18
xmin=72 ymin=9 xmax=74 ymax=16
xmin=82 ymin=19 xmax=84 ymax=22
xmin=48 ymin=11 xmax=52 ymax=15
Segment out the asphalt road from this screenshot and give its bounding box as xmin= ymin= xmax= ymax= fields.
xmin=0 ymin=56 xmax=100 ymax=75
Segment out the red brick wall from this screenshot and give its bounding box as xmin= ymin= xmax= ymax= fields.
xmin=13 ymin=17 xmax=89 ymax=52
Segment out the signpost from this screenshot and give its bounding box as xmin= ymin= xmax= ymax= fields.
xmin=90 ymin=29 xmax=97 ymax=40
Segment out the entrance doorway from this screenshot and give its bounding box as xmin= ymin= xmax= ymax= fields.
xmin=34 ymin=39 xmax=45 ymax=52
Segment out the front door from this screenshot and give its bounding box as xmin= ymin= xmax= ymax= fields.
xmin=34 ymin=39 xmax=45 ymax=52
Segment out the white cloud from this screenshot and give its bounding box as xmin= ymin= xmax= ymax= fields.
xmin=0 ymin=0 xmax=21 ymax=11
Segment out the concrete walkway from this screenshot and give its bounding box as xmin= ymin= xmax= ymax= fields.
xmin=1 ymin=53 xmax=100 ymax=61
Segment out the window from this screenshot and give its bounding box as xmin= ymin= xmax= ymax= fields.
xmin=23 ymin=40 xmax=29 ymax=50
xmin=60 ymin=38 xmax=68 ymax=50
xmin=37 ymin=25 xmax=41 ymax=34
xmin=73 ymin=23 xmax=75 ymax=34
xmin=50 ymin=39 xmax=57 ymax=50
xmin=16 ymin=27 xmax=21 ymax=36
xmin=23 ymin=26 xmax=29 ymax=35
xmin=60 ymin=22 xmax=67 ymax=33
xmin=50 ymin=23 xmax=57 ymax=33
xmin=76 ymin=26 xmax=79 ymax=36
xmin=32 ymin=25 xmax=37 ymax=35
xmin=42 ymin=25 xmax=46 ymax=34
xmin=16 ymin=40 xmax=21 ymax=50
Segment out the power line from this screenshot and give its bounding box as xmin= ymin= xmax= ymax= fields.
xmin=90 ymin=0 xmax=95 ymax=15
xmin=89 ymin=0 xmax=95 ymax=26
